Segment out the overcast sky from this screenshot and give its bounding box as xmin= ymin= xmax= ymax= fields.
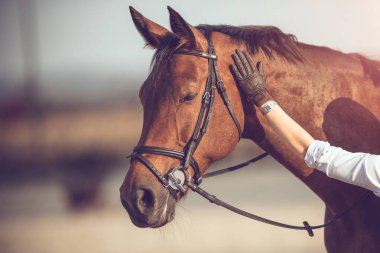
xmin=1 ymin=0 xmax=380 ymax=98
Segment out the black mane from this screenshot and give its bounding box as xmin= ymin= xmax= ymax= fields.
xmin=148 ymin=24 xmax=380 ymax=87
xmin=196 ymin=25 xmax=303 ymax=63
xmin=148 ymin=25 xmax=303 ymax=88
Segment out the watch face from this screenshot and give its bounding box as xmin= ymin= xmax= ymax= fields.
xmin=262 ymin=101 xmax=278 ymax=115
xmin=263 ymin=105 xmax=271 ymax=114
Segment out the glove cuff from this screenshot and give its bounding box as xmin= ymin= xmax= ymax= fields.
xmin=248 ymin=91 xmax=272 ymax=107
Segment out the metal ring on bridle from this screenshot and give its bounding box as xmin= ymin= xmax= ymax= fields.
xmin=167 ymin=166 xmax=190 ymax=193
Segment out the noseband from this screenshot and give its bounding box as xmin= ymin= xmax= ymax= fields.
xmin=130 ymin=33 xmax=242 ymax=193
xmin=127 ymin=33 xmax=370 ymax=236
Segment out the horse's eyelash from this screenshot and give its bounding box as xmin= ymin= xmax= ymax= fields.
xmin=179 ymin=93 xmax=198 ymax=103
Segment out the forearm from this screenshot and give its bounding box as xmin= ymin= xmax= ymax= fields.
xmin=261 ymin=101 xmax=314 ymax=158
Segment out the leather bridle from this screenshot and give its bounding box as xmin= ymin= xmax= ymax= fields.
xmin=127 ymin=32 xmax=370 ymax=237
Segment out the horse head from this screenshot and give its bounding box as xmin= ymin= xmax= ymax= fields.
xmin=120 ymin=7 xmax=246 ymax=228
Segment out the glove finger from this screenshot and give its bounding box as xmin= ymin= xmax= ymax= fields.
xmin=243 ymin=51 xmax=255 ymax=71
xmin=230 ymin=64 xmax=243 ymax=81
xmin=232 ymin=53 xmax=247 ymax=76
xmin=236 ymin=49 xmax=252 ymax=74
xmin=257 ymin=61 xmax=264 ymax=75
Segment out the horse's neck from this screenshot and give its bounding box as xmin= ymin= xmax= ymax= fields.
xmin=245 ymin=44 xmax=379 ymax=211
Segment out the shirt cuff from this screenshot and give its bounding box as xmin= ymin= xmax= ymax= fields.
xmin=304 ymin=140 xmax=331 ymax=168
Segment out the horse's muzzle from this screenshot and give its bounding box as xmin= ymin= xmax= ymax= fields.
xmin=120 ymin=181 xmax=176 ymax=228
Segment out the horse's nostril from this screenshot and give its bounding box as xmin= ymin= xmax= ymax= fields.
xmin=135 ymin=187 xmax=155 ymax=215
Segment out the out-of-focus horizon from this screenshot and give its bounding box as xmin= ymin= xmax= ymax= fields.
xmin=1 ymin=1 xmax=380 ymax=253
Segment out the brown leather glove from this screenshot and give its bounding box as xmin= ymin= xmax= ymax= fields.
xmin=230 ymin=49 xmax=272 ymax=107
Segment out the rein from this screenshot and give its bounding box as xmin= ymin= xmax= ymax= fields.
xmin=128 ymin=32 xmax=370 ymax=237
xmin=187 ymin=173 xmax=371 ymax=237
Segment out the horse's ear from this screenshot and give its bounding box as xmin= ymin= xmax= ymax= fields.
xmin=167 ymin=6 xmax=206 ymax=49
xmin=129 ymin=6 xmax=170 ymax=48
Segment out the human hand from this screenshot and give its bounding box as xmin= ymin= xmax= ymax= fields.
xmin=230 ymin=49 xmax=271 ymax=106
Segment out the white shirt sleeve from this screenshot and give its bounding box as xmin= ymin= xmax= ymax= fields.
xmin=304 ymin=140 xmax=380 ymax=197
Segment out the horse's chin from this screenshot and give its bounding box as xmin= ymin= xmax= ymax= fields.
xmin=129 ymin=210 xmax=175 ymax=228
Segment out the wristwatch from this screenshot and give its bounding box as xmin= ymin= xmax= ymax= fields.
xmin=261 ymin=101 xmax=278 ymax=115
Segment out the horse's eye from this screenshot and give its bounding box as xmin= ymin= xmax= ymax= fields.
xmin=179 ymin=93 xmax=198 ymax=103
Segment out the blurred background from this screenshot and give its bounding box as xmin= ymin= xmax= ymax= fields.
xmin=1 ymin=0 xmax=380 ymax=252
